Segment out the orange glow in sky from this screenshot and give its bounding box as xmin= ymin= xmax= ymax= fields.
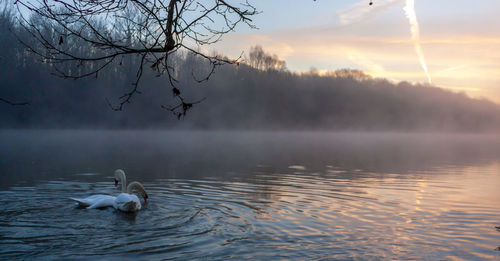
xmin=212 ymin=0 xmax=500 ymax=102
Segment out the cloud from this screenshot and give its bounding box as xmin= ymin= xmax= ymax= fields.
xmin=213 ymin=22 xmax=500 ymax=100
xmin=437 ymin=64 xmax=469 ymax=75
xmin=346 ymin=49 xmax=388 ymax=78
xmin=338 ymin=0 xmax=402 ymax=25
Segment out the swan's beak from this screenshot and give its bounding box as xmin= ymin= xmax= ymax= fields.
xmin=114 ymin=179 xmax=118 ymax=187
xmin=144 ymin=194 xmax=148 ymax=203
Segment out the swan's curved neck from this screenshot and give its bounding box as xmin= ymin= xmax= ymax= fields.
xmin=127 ymin=181 xmax=146 ymax=195
xmin=118 ymin=172 xmax=127 ymax=192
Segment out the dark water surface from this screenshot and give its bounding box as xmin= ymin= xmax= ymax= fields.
xmin=1 ymin=130 xmax=499 ymax=260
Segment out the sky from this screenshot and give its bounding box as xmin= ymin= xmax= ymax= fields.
xmin=211 ymin=0 xmax=500 ymax=102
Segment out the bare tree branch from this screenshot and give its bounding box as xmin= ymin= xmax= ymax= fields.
xmin=14 ymin=0 xmax=258 ymax=116
xmin=0 ymin=97 xmax=30 ymax=106
xmin=161 ymin=96 xmax=206 ymax=120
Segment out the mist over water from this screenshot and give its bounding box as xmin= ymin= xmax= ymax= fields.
xmin=1 ymin=130 xmax=499 ymax=260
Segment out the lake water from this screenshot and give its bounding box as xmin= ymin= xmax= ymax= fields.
xmin=0 ymin=130 xmax=499 ymax=260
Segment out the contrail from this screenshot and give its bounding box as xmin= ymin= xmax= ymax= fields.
xmin=404 ymin=0 xmax=432 ymax=84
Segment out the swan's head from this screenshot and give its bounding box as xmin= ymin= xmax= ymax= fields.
xmin=139 ymin=188 xmax=149 ymax=203
xmin=114 ymin=169 xmax=125 ymax=187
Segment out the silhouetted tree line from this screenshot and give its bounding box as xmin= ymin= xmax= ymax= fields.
xmin=1 ymin=9 xmax=500 ymax=132
xmin=248 ymin=46 xmax=287 ymax=71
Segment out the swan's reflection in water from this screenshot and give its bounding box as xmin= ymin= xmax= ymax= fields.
xmin=1 ymin=165 xmax=500 ymax=260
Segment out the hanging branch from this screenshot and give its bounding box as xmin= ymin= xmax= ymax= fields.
xmin=0 ymin=97 xmax=30 ymax=106
xmin=15 ymin=0 xmax=258 ymax=116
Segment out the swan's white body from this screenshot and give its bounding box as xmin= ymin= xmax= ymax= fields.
xmin=113 ymin=170 xmax=148 ymax=212
xmin=114 ymin=193 xmax=141 ymax=212
xmin=71 ymin=195 xmax=116 ymax=209
xmin=71 ymin=169 xmax=148 ymax=213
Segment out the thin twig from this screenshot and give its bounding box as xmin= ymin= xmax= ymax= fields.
xmin=0 ymin=97 xmax=30 ymax=106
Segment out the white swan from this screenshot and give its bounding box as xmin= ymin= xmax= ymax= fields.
xmin=71 ymin=169 xmax=148 ymax=212
xmin=113 ymin=169 xmax=148 ymax=212
xmin=71 ymin=194 xmax=116 ymax=209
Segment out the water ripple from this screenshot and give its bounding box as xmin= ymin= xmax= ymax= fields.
xmin=0 ymin=168 xmax=500 ymax=260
